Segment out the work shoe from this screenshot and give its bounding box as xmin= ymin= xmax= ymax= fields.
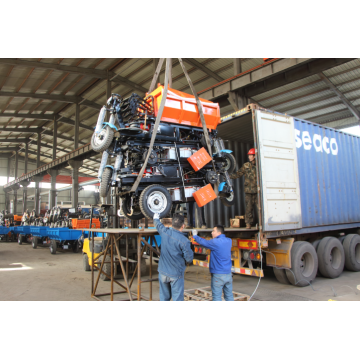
xmin=246 ymin=224 xmax=251 ymax=229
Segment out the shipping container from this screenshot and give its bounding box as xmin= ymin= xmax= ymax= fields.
xmin=195 ymin=104 xmax=360 ymax=287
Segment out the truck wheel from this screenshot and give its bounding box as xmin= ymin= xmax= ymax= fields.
xmin=32 ymin=237 xmax=38 ymax=249
xmin=91 ymin=127 xmax=114 ymax=152
xmin=343 ymin=234 xmax=360 ymax=271
xmin=317 ymin=237 xmax=345 ymax=278
xmin=18 ymin=235 xmax=24 ymax=245
xmin=273 ymin=268 xmax=291 ymax=285
xmin=50 ymin=240 xmax=57 ymax=255
xmin=100 ymin=168 xmax=112 ymax=198
xmin=139 ymin=185 xmax=172 ymax=219
xmin=121 ymin=195 xmax=145 ymax=220
xmin=83 ymin=254 xmax=91 ymax=271
xmin=285 ymin=241 xmax=318 ymax=287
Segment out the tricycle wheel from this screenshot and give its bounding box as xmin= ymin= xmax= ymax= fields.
xmin=91 ymin=127 xmax=114 ymax=152
xmin=50 ymin=240 xmax=57 ymax=254
xmin=220 ymin=152 xmax=236 ymax=174
xmin=139 ymin=185 xmax=172 ymax=219
xmin=100 ymin=167 xmax=112 ymax=198
xmin=121 ymin=195 xmax=145 ymax=220
xmin=32 ymin=237 xmax=38 ymax=249
xmin=220 ymin=192 xmax=236 ymax=207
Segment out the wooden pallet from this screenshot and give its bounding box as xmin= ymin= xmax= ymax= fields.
xmin=184 ymin=286 xmax=250 ymax=301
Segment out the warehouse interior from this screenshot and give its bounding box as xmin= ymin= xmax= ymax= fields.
xmin=1 ymin=57 xmax=360 ymax=307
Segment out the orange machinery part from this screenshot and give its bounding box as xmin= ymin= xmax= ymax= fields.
xmin=193 ymin=184 xmax=217 ymax=207
xmin=71 ymin=218 xmax=100 ymax=229
xmin=148 ymin=85 xmax=221 ymax=130
xmin=13 ymin=215 xmax=22 ymax=221
xmin=187 ymin=147 xmax=212 ymax=172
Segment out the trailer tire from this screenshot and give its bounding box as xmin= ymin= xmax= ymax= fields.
xmin=83 ymin=254 xmax=91 ymax=271
xmin=50 ymin=240 xmax=57 ymax=255
xmin=72 ymin=240 xmax=80 ymax=253
xmin=32 ymin=237 xmax=38 ymax=249
xmin=139 ymin=185 xmax=172 ymax=220
xmin=317 ymin=237 xmax=345 ymax=278
xmin=18 ymin=235 xmax=24 ymax=245
xmin=91 ymin=127 xmax=114 ymax=152
xmin=285 ymin=241 xmax=318 ymax=287
xmin=273 ymin=268 xmax=291 ymax=285
xmin=100 ymin=168 xmax=112 ymax=198
xmin=343 ymin=234 xmax=360 ymax=272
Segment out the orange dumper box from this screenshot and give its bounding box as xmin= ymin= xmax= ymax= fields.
xmin=193 ymin=184 xmax=217 ymax=207
xmin=72 ymin=218 xmax=100 ymax=229
xmin=148 ymin=85 xmax=221 ymax=130
xmin=187 ymin=147 xmax=212 ymax=171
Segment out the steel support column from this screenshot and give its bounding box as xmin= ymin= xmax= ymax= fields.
xmin=23 ymin=142 xmax=29 ymax=211
xmin=53 ymin=118 xmax=57 ymax=160
xmin=153 ymin=59 xmax=160 ymax=85
xmin=35 ymin=135 xmax=41 ymax=215
xmin=106 ymin=78 xmax=111 ymax=122
xmin=234 ymin=58 xmax=242 ymax=75
xmin=47 ymin=169 xmax=58 ymax=208
xmin=5 ymin=158 xmax=11 ymax=212
xmin=75 ymin=104 xmax=80 ymax=150
xmin=14 ymin=152 xmax=18 ymax=214
xmin=69 ymin=160 xmax=83 ymax=208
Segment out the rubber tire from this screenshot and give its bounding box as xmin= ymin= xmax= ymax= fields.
xmin=100 ymin=167 xmax=112 ymax=198
xmin=220 ymin=152 xmax=236 ymax=174
xmin=91 ymin=127 xmax=114 ymax=152
xmin=83 ymin=254 xmax=91 ymax=271
xmin=310 ymin=239 xmax=321 ymax=251
xmin=121 ymin=196 xmax=145 ymax=220
xmin=100 ymin=256 xmax=112 ymax=281
xmin=343 ymin=234 xmax=360 ymax=271
xmin=50 ymin=240 xmax=57 ymax=255
xmin=18 ymin=235 xmax=24 ymax=245
xmin=317 ymin=237 xmax=345 ymax=278
xmin=72 ymin=240 xmax=80 ymax=253
xmin=32 ymin=237 xmax=38 ymax=249
xmin=139 ymin=185 xmax=172 ymax=220
xmin=220 ymin=192 xmax=236 ymax=207
xmin=141 ymin=258 xmax=148 ymax=277
xmin=273 ymin=268 xmax=291 ymax=285
xmin=285 ymin=241 xmax=318 ymax=287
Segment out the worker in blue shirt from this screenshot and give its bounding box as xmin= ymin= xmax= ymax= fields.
xmin=193 ymin=225 xmax=234 ymax=301
xmin=154 ymin=213 xmax=194 ymax=301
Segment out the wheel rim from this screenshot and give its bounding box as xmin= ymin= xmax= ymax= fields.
xmin=329 ymin=246 xmax=342 ymax=269
xmin=299 ymin=251 xmax=315 ymax=277
xmin=226 ymin=193 xmax=234 ymax=202
xmin=93 ymin=128 xmax=108 ymax=146
xmin=147 ymin=191 xmax=167 ymax=214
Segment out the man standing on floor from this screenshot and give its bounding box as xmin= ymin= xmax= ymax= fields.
xmin=154 ymin=213 xmax=194 ymax=301
xmin=192 ymin=225 xmax=234 ymax=301
xmin=230 ymin=148 xmax=258 ymax=229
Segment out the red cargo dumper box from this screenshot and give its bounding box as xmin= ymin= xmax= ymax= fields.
xmin=193 ymin=184 xmax=217 ymax=207
xmin=187 ymin=147 xmax=212 ymax=171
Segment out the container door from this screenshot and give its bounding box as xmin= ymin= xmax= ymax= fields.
xmin=256 ymin=110 xmax=302 ymax=231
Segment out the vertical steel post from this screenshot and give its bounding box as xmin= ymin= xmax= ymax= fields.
xmin=53 ymin=118 xmax=57 ymax=160
xmin=35 ymin=134 xmax=41 ymax=215
xmin=75 ymin=104 xmax=80 ymax=150
xmin=14 ymin=152 xmax=18 ymax=214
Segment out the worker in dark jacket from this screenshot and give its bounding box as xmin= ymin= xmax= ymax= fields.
xmin=230 ymin=148 xmax=258 ymax=229
xmin=192 ymin=225 xmax=234 ymax=301
xmin=154 ymin=213 xmax=194 ymax=301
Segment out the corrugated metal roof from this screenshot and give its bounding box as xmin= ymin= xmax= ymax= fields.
xmin=1 ymin=58 xmax=359 ymax=177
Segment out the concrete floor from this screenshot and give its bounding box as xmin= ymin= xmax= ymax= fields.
xmin=1 ymin=240 xmax=360 ymax=301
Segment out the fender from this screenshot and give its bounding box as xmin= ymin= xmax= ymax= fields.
xmin=104 ymin=165 xmax=114 ymax=170
xmin=102 ymin=122 xmax=118 ymax=131
xmin=220 ymin=149 xmax=233 ymax=153
xmin=218 ymin=181 xmax=226 ymax=192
